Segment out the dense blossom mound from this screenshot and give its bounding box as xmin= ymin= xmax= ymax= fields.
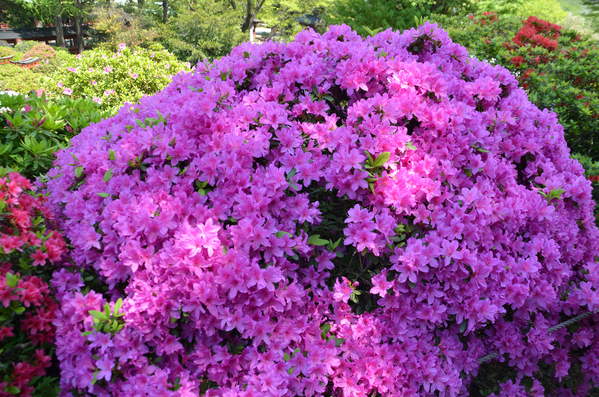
xmin=46 ymin=24 xmax=599 ymax=396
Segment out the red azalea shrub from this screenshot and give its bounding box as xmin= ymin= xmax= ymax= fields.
xmin=511 ymin=17 xmax=560 ymax=51
xmin=0 ymin=173 xmax=66 ymax=396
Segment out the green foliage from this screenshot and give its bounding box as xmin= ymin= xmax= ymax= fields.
xmin=573 ymin=153 xmax=599 ymax=223
xmin=160 ymin=0 xmax=245 ymax=63
xmin=46 ymin=45 xmax=187 ymax=112
xmin=260 ymin=0 xmax=332 ymax=38
xmin=87 ymin=299 xmax=125 ymax=334
xmin=473 ymin=0 xmax=567 ymax=23
xmin=0 ymin=64 xmax=44 ymax=94
xmin=0 ymin=92 xmax=108 ymax=178
xmin=89 ymin=5 xmax=159 ymax=50
xmin=326 ymin=0 xmax=473 ymax=36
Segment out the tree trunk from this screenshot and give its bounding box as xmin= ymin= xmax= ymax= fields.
xmin=74 ymin=0 xmax=83 ymax=53
xmin=55 ymin=14 xmax=65 ymax=47
xmin=241 ymin=0 xmax=266 ymax=32
xmin=162 ymin=0 xmax=168 ymax=22
xmin=241 ymin=0 xmax=254 ymax=32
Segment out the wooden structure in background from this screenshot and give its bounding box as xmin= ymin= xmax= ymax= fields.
xmin=0 ymin=26 xmax=89 ymax=52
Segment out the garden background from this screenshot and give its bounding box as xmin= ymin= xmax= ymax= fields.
xmin=1 ymin=0 xmax=599 ymax=395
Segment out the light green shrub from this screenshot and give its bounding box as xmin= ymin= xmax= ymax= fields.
xmin=46 ymin=44 xmax=187 ymax=113
xmin=472 ymin=0 xmax=567 ymax=23
xmin=0 ymin=64 xmax=44 ymax=94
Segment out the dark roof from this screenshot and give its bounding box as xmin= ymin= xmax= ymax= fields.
xmin=0 ymin=26 xmax=89 ymax=41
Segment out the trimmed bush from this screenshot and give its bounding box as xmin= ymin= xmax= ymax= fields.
xmin=23 ymin=43 xmax=56 ymax=60
xmin=46 ymin=24 xmax=598 ymax=395
xmin=46 ymin=44 xmax=187 ymax=113
xmin=0 ymin=46 xmax=18 ymax=59
xmin=0 ymin=64 xmax=44 ymax=94
xmin=0 ymin=172 xmax=67 ymax=396
xmin=0 ymin=92 xmax=108 ymax=178
xmin=13 ymin=41 xmax=38 ymax=54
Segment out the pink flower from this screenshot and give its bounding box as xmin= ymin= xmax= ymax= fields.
xmin=130 ymin=73 xmax=139 ymax=79
xmin=62 ymin=88 xmax=73 ymax=96
xmin=103 ymin=66 xmax=112 ymax=74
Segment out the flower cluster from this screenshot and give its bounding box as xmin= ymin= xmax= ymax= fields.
xmin=46 ymin=24 xmax=599 ymax=395
xmin=0 ymin=173 xmax=67 ymax=395
xmin=511 ymin=16 xmax=561 ymax=50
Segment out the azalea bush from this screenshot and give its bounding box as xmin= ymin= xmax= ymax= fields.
xmin=45 ymin=24 xmax=599 ymax=395
xmin=0 ymin=92 xmax=108 ymax=178
xmin=437 ymin=14 xmax=599 ymax=159
xmin=0 ymin=172 xmax=67 ymax=396
xmin=46 ymin=44 xmax=187 ymax=113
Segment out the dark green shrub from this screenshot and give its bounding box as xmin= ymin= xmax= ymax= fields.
xmin=573 ymin=153 xmax=599 ymax=224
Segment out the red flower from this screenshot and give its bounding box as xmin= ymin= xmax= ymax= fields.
xmin=511 ymin=56 xmax=525 ymax=67
xmin=0 ymin=326 xmax=13 ymax=342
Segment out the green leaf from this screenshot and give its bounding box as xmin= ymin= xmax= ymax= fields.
xmin=372 ymin=152 xmax=391 ymax=167
xmin=320 ymin=323 xmax=331 ymax=339
xmin=546 ymin=188 xmax=565 ymax=201
xmin=275 ymin=231 xmax=291 ymax=238
xmin=108 ymin=150 xmax=116 ymax=161
xmin=328 ymin=237 xmax=342 ymax=250
xmin=103 ymin=169 xmax=113 ymax=182
xmin=97 ymin=192 xmax=110 ymax=198
xmin=5 ymin=272 xmax=19 ymax=288
xmin=405 ymin=141 xmax=417 ymax=150
xmin=75 ymin=166 xmax=83 ymax=178
xmin=114 ymin=298 xmax=123 ymax=315
xmin=89 ymin=310 xmax=108 ymax=321
xmin=308 ymin=234 xmax=329 ymax=246
xmin=283 ymin=352 xmax=291 ymax=362
xmin=5 ymin=385 xmax=20 ymax=395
